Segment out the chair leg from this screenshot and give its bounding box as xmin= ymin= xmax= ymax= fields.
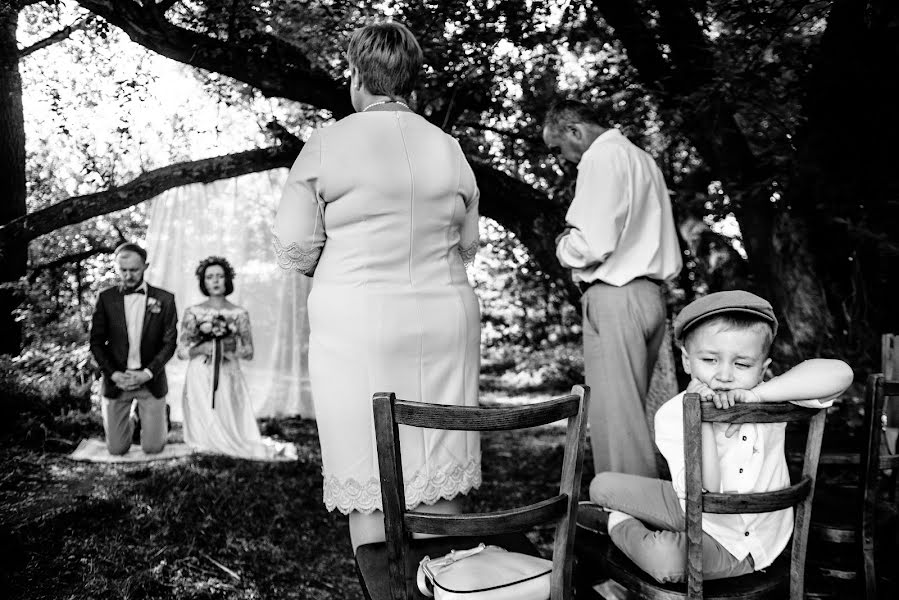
xmin=354 ymin=556 xmax=374 ymax=600
xmin=862 ymin=541 xmax=876 ymax=600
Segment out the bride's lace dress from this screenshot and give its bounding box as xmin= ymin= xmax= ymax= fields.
xmin=178 ymin=305 xmax=297 ymax=461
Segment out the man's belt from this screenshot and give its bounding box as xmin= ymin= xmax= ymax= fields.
xmin=577 ymin=277 xmax=662 ymax=294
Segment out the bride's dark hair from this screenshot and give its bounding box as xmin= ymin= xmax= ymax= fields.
xmin=195 ymin=256 xmax=236 ymax=296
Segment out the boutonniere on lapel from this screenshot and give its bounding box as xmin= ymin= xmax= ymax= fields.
xmin=146 ymin=296 xmax=162 ymax=314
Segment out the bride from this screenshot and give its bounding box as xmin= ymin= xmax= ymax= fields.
xmin=178 ymin=256 xmax=296 ymax=460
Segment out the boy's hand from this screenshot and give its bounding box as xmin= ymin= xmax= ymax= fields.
xmin=721 ymin=389 xmax=762 ymax=437
xmin=686 ymin=379 xmax=715 ymax=400
xmin=687 ymin=379 xmax=735 ymax=409
xmin=688 ymin=379 xmax=742 ymax=436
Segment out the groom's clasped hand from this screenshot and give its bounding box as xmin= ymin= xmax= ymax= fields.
xmin=110 ymin=369 xmax=152 ymax=392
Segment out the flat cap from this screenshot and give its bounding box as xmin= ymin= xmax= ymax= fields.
xmin=673 ymin=290 xmax=778 ymax=344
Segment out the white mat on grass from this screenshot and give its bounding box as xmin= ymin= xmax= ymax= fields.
xmin=69 ymin=438 xmax=194 ymax=463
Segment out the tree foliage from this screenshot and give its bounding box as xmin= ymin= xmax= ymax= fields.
xmin=1 ymin=0 xmax=897 ymax=373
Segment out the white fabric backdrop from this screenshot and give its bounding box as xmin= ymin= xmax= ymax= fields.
xmin=144 ymin=169 xmax=314 ymax=421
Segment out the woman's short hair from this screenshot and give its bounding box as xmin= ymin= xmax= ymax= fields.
xmin=195 ymin=256 xmax=235 ymax=297
xmin=347 ymin=22 xmax=423 ymax=98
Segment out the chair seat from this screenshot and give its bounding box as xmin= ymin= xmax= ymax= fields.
xmin=604 ymin=545 xmax=789 ymax=600
xmin=355 ymin=532 xmax=540 ymax=600
xmin=574 ymin=526 xmax=788 ymax=600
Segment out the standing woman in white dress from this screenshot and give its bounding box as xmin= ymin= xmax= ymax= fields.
xmin=179 ymin=256 xmax=296 ymax=460
xmin=273 ymin=22 xmax=481 ymax=550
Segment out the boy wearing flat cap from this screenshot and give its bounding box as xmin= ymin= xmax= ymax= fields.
xmin=586 ymin=290 xmax=853 ymax=583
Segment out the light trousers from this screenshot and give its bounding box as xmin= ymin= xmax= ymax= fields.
xmin=102 ymin=386 xmax=167 ymax=455
xmin=589 ymin=472 xmax=754 ymax=584
xmin=582 ymin=278 xmax=665 ymax=477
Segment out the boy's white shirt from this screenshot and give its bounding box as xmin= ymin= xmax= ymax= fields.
xmin=654 ymin=392 xmax=832 ymax=570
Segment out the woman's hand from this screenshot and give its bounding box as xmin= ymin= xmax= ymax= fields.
xmin=222 ymin=337 xmax=238 ymax=354
xmin=190 ymin=341 xmax=214 ymax=359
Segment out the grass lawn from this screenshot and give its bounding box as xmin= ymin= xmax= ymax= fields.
xmin=1 ymin=396 xmax=592 ymax=600
xmin=3 ymin=389 xmax=896 ymax=599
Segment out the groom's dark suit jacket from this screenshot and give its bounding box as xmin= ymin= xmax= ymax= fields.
xmin=89 ymin=284 xmax=178 ymax=399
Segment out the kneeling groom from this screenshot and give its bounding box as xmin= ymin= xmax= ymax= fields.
xmin=89 ymin=243 xmax=178 ymax=455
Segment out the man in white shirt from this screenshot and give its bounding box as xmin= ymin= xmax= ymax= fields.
xmin=543 ymin=100 xmax=682 ymax=478
xmin=90 ymin=243 xmax=178 ymax=455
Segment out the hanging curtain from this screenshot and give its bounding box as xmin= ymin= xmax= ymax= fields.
xmin=145 ymin=169 xmax=314 ymax=421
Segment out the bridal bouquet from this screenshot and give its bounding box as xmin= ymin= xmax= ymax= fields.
xmin=197 ymin=313 xmax=237 ymax=342
xmin=196 ymin=313 xmax=238 ymax=408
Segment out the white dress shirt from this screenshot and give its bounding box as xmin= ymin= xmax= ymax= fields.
xmin=654 ymin=392 xmax=832 ymax=570
xmin=555 ymin=129 xmax=682 ymax=287
xmin=123 ymin=281 xmax=148 ymax=372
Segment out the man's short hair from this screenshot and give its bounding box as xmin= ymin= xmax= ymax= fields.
xmin=114 ymin=242 xmax=147 ymax=263
xmin=543 ymin=99 xmax=605 ymax=135
xmin=347 ymin=22 xmax=423 ymax=98
xmin=682 ymin=314 xmax=775 ymax=357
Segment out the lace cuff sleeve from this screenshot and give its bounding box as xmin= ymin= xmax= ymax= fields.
xmin=235 ymin=310 xmax=254 ymax=361
xmin=177 ymin=308 xmax=198 ymax=360
xmin=273 ymin=235 xmax=322 ymax=276
xmin=458 ymin=241 xmax=478 ymax=267
xmin=272 ymin=129 xmax=326 ymax=276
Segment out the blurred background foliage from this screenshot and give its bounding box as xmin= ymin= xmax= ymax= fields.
xmin=3 ymin=0 xmax=897 ymax=403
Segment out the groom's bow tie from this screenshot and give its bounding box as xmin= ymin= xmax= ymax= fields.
xmin=121 ymin=287 xmax=146 ymax=295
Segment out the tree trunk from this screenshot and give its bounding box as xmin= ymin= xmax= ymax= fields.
xmin=788 ymin=0 xmax=899 ymax=368
xmin=0 ymin=3 xmax=26 ymax=355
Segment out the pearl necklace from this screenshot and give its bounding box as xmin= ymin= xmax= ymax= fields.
xmin=362 ymin=99 xmax=410 ymax=112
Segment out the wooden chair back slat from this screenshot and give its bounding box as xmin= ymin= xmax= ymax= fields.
xmin=391 ymin=395 xmax=580 ymax=430
xmin=702 ymin=479 xmax=812 ymax=514
xmin=404 ymin=496 xmax=568 ymax=536
xmin=700 ymin=403 xmax=821 ymax=423
xmin=682 ymin=394 xmax=826 ymax=600
xmin=882 ymin=380 xmax=899 ymax=397
xmin=372 ymin=385 xmax=590 ymax=600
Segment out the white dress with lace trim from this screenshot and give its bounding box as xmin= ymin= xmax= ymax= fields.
xmin=323 ymin=458 xmax=482 ymax=515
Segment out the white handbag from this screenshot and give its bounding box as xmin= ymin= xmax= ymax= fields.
xmin=416 ymin=543 xmax=552 ymax=600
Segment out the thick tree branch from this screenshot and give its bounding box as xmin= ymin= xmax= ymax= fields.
xmin=458 ymin=121 xmax=542 ymax=146
xmin=28 ymin=245 xmax=116 ymax=280
xmin=589 ymin=0 xmax=673 ymax=91
xmin=156 ymin=0 xmax=181 ymax=14
xmin=653 ymin=2 xmax=716 ymax=90
xmin=76 ymin=0 xmax=353 ymax=116
xmin=19 ymin=15 xmax=93 ymax=58
xmin=0 ymin=142 xmax=301 ymax=252
xmin=471 ymin=161 xmax=577 ymax=300
xmin=592 ymin=1 xmax=773 ymax=265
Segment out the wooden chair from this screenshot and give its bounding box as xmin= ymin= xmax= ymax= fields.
xmin=808 ymin=374 xmax=899 ymax=599
xmin=355 ymin=385 xmax=590 ymax=600
xmin=884 ymin=333 xmax=899 ymax=443
xmin=574 ymin=393 xmax=827 ymax=600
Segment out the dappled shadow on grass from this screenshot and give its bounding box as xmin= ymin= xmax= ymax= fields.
xmin=1 ymin=417 xmax=358 ymax=600
xmin=1 ymin=409 xmax=587 ymax=600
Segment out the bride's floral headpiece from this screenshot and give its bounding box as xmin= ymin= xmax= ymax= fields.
xmin=195 ymin=256 xmax=236 ymax=296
